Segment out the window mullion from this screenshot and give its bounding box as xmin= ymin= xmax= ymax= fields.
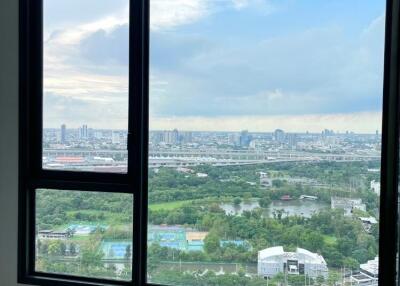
xmin=379 ymin=0 xmax=400 ymax=285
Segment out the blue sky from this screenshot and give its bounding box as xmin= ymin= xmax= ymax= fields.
xmin=43 ymin=0 xmax=386 ymax=133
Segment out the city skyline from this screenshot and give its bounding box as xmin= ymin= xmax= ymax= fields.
xmin=44 ymin=122 xmax=381 ymax=135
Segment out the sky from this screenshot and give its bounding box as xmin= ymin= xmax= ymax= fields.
xmin=43 ymin=0 xmax=386 ymax=133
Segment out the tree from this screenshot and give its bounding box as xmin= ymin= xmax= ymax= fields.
xmin=48 ymin=240 xmax=62 ymax=256
xmin=304 ymin=231 xmax=324 ymax=251
xmin=243 ymin=193 xmax=252 ymax=202
xmin=81 ymin=238 xmax=104 ymax=268
xmin=259 ymin=196 xmax=271 ymax=208
xmin=233 ymin=197 xmax=242 ymax=206
xmin=40 ymin=241 xmax=49 ymax=255
xmin=59 ymin=241 xmax=67 ymax=256
xmin=37 ymin=239 xmax=42 ymax=254
xmin=337 ymin=237 xmax=355 ymax=257
xmin=125 ymin=244 xmax=132 ymax=260
xmin=327 ymin=272 xmax=340 ymax=285
xmin=272 ymin=179 xmax=284 ymax=188
xmin=343 ymin=257 xmax=359 ymax=269
xmin=316 ymin=275 xmax=325 ymax=285
xmin=69 ymin=243 xmax=76 ymax=256
xmin=204 ymin=233 xmax=220 ymax=254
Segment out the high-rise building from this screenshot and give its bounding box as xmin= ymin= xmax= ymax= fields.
xmin=239 ymin=130 xmax=252 ymax=147
xmin=274 ymin=129 xmax=285 ymax=143
xmin=79 ymin=124 xmax=88 ymax=139
xmin=287 ymin=133 xmax=297 ymax=149
xmin=375 ymin=130 xmax=380 ymax=141
xmin=180 ymin=131 xmax=193 ymax=144
xmin=322 ymin=129 xmax=334 ymax=136
xmin=163 ymin=129 xmax=179 ymax=144
xmin=60 ymin=124 xmax=66 ymax=144
xmin=150 ymin=131 xmax=164 ymax=145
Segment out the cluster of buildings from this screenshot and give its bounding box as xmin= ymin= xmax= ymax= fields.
xmin=38 ymin=224 xmax=106 ymax=240
xmin=146 ymin=128 xmax=380 ymax=155
xmin=257 ymin=247 xmax=379 ymax=285
xmin=150 ymin=129 xmax=193 ymax=145
xmin=44 ymin=126 xmax=381 ymax=171
xmin=45 ymin=124 xmax=128 ymax=148
xmin=349 ymin=257 xmax=379 ymax=286
xmin=331 ymin=197 xmax=367 ymax=216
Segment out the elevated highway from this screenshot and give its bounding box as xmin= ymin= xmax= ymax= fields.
xmin=43 ymin=148 xmax=380 ymax=168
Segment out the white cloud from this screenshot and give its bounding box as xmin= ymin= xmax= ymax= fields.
xmin=44 ymin=72 xmax=128 ymax=100
xmin=150 ymin=0 xmax=211 ymax=31
xmin=150 ymin=111 xmax=382 ymax=133
xmin=42 ymin=1 xmax=384 ymax=131
xmin=45 ymin=5 xmax=129 ymax=46
xmin=231 ymin=0 xmax=275 ymax=13
xmin=150 ymin=0 xmax=275 ymax=31
xmin=43 ymin=5 xmax=129 ymax=124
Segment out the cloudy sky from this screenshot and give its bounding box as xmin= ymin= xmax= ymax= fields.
xmin=43 ymin=0 xmax=386 ymax=133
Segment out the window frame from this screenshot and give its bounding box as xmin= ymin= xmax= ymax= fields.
xmin=17 ymin=0 xmax=400 ymax=286
xmin=18 ymin=0 xmax=149 ymax=285
xmin=379 ymin=0 xmax=400 ymax=285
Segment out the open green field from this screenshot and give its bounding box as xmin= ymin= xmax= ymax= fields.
xmin=323 ymin=235 xmax=337 ymax=245
xmin=149 ymin=200 xmax=193 ymax=211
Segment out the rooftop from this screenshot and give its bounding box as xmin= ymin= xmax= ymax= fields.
xmin=259 ymin=247 xmax=327 ymax=265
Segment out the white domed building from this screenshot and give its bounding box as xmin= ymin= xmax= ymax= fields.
xmin=258 ymin=246 xmax=328 ymax=279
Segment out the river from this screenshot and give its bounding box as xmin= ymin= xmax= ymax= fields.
xmin=220 ymin=200 xmax=328 ymax=218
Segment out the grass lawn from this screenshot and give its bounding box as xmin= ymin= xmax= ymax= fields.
xmin=68 ymin=235 xmax=89 ymax=242
xmin=323 ymin=235 xmax=337 ymax=245
xmin=149 ymin=200 xmax=193 ymax=211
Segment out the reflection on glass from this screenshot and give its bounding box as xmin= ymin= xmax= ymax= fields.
xmin=42 ymin=0 xmax=129 ymax=172
xmin=35 ymin=189 xmax=133 ymax=281
xmin=148 ymin=1 xmax=384 ymax=285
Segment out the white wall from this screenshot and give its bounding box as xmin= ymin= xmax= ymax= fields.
xmin=0 ymin=0 xmax=24 ymax=285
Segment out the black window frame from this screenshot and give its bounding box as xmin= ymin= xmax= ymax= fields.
xmin=17 ymin=0 xmax=400 ymax=286
xmin=18 ymin=0 xmax=149 ymax=285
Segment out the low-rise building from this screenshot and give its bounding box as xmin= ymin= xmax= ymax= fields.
xmin=186 ymin=231 xmax=208 ymax=242
xmin=370 ymin=180 xmax=380 ymax=196
xmin=349 ymin=257 xmax=378 ymax=286
xmin=299 ymin=195 xmax=318 ymax=201
xmin=258 ymin=246 xmax=328 ymax=279
xmin=38 ymin=230 xmax=69 ymax=239
xmin=176 ymin=167 xmax=193 ymax=173
xmin=196 ymin=172 xmax=208 ymax=178
xmin=358 ymin=217 xmax=378 ymax=233
xmin=259 ymin=172 xmax=272 ymax=188
xmin=331 ymin=197 xmax=366 ymax=216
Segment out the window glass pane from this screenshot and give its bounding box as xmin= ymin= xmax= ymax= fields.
xmin=35 ymin=189 xmax=133 ymax=281
xmin=148 ymin=1 xmax=384 ymax=285
xmin=42 ymin=0 xmax=129 ymax=173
